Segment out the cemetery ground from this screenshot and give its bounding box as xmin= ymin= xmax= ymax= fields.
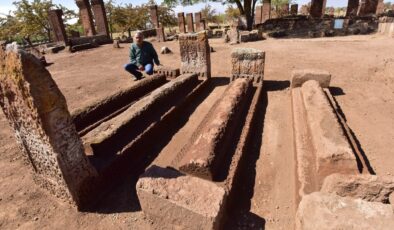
xmin=1 ymin=34 xmax=394 ymax=229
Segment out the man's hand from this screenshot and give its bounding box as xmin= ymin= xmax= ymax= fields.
xmin=138 ymin=65 xmax=145 ymax=71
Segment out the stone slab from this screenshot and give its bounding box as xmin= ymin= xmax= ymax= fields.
xmin=137 ymin=165 xmax=227 ymax=230
xmin=0 ymin=48 xmax=97 ymax=208
xmin=321 ymin=173 xmax=394 ymax=203
xmin=177 ymin=78 xmax=252 ymax=180
xmin=296 ymin=192 xmax=394 ymax=230
xmin=82 ymin=74 xmax=198 ymax=156
xmin=301 ymin=80 xmax=358 ymax=184
xmin=291 ymin=69 xmax=331 ymax=88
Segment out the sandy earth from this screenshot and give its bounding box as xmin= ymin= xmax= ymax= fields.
xmin=0 ymin=34 xmax=394 ymax=229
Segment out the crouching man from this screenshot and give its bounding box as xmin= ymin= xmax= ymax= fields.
xmin=124 ymin=31 xmax=161 ymax=81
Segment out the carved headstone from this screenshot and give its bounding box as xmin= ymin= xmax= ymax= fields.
xmin=179 ymin=32 xmax=211 ymax=78
xmin=0 ymin=48 xmax=98 ymax=208
xmin=48 ymin=9 xmax=68 ymax=45
xmin=75 ymin=0 xmax=96 ymax=36
xmin=291 ymin=4 xmax=298 ymax=15
xmin=150 ymin=5 xmax=159 ymax=28
xmin=346 ymin=0 xmax=359 ymax=16
xmin=91 ymin=0 xmax=110 ymax=37
xmin=186 ymin=13 xmax=195 ymax=33
xmin=310 ymin=0 xmax=324 ymax=18
xmin=178 ymin=12 xmax=186 ymax=33
xmin=262 ymin=0 xmax=271 ymax=22
xmin=231 ymin=48 xmax=265 ymax=85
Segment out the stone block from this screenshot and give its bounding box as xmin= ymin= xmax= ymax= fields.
xmin=83 ymin=74 xmax=199 ymax=156
xmin=291 ymin=69 xmax=331 ymax=88
xmin=179 ymin=31 xmax=211 ymax=78
xmin=0 ymin=48 xmax=98 ymax=208
xmin=301 ymin=81 xmax=358 ymax=183
xmin=137 ymin=165 xmax=227 ymax=230
xmin=231 ymin=48 xmax=265 ymax=85
xmin=177 ymin=78 xmax=252 ymax=180
xmin=321 ymin=173 xmax=394 ymax=203
xmin=296 ymin=192 xmax=394 ymax=230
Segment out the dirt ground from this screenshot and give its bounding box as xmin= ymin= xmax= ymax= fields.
xmin=1 ymin=34 xmax=394 ymax=229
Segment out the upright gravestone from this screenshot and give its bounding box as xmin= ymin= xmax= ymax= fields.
xmin=231 ymin=48 xmax=265 ymax=85
xmin=262 ymin=0 xmax=271 ymax=22
xmin=186 ymin=13 xmax=195 ymax=33
xmin=0 ymin=48 xmax=98 ymax=208
xmin=91 ymin=0 xmax=110 ymax=37
xmin=75 ymin=0 xmax=96 ymax=36
xmin=194 ymin=12 xmax=203 ymax=32
xmin=346 ymin=0 xmax=359 ymax=16
xmin=48 ymin=9 xmax=68 ymax=45
xmin=310 ymin=0 xmax=324 ymax=18
xmin=179 ymin=31 xmax=211 ymax=78
xmin=255 ymin=5 xmax=263 ymax=24
xmin=178 ymin=12 xmax=186 ymax=33
xmin=291 ymin=4 xmax=298 ymax=15
xmin=150 ymin=5 xmax=159 ymax=28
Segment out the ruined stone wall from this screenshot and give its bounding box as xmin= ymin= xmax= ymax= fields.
xmin=179 ymin=32 xmax=211 ymax=78
xmin=48 ymin=9 xmax=68 ymax=45
xmin=0 ymin=48 xmax=98 ymax=208
xmin=231 ymin=48 xmax=265 ymax=85
xmin=91 ymin=0 xmax=110 ymax=37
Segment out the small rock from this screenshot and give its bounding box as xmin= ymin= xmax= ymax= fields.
xmin=34 ymin=217 xmax=39 ymax=221
xmin=210 ymin=46 xmax=215 ymax=52
xmin=113 ymin=39 xmax=120 ymax=48
xmin=160 ymin=46 xmax=171 ymax=54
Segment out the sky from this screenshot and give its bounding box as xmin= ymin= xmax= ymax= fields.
xmin=1 ymin=0 xmax=394 ymax=16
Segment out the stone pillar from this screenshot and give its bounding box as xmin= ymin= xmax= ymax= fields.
xmin=0 ymin=48 xmax=98 ymax=208
xmin=262 ymin=0 xmax=271 ymax=22
xmin=91 ymin=0 xmax=110 ymax=37
xmin=290 ymin=4 xmax=298 ymax=15
xmin=75 ymin=0 xmax=96 ymax=36
xmin=179 ymin=31 xmax=211 ymax=78
xmin=178 ymin=12 xmax=186 ymax=33
xmin=255 ymin=5 xmax=263 ymax=24
xmin=149 ymin=5 xmax=159 ymax=28
xmin=231 ymin=48 xmax=265 ymax=85
xmin=346 ymin=0 xmax=359 ymax=16
xmin=310 ymin=0 xmax=324 ymax=18
xmin=186 ymin=13 xmax=194 ymax=33
xmin=376 ymin=0 xmax=384 ymax=14
xmin=48 ymin=9 xmax=68 ymax=45
xmin=194 ymin=12 xmax=202 ymax=31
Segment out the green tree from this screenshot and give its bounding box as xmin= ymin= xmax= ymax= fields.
xmin=163 ymin=0 xmax=259 ymax=29
xmin=12 ymin=0 xmax=76 ymax=42
xmin=225 ymin=5 xmax=240 ymax=21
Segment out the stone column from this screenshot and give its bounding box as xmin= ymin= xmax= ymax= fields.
xmin=48 ymin=9 xmax=68 ymax=45
xmin=0 ymin=48 xmax=98 ymax=208
xmin=290 ymin=4 xmax=298 ymax=15
xmin=150 ymin=5 xmax=159 ymax=28
xmin=262 ymin=0 xmax=271 ymax=22
xmin=91 ymin=0 xmax=109 ymax=37
xmin=75 ymin=0 xmax=96 ymax=36
xmin=255 ymin=5 xmax=263 ymax=24
xmin=179 ymin=32 xmax=211 ymax=78
xmin=346 ymin=0 xmax=359 ymax=16
xmin=186 ymin=13 xmax=194 ymax=33
xmin=194 ymin=12 xmax=202 ymax=31
xmin=178 ymin=12 xmax=186 ymax=33
xmin=310 ymin=0 xmax=324 ymax=18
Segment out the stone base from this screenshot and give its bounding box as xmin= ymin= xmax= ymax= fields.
xmin=137 ymin=165 xmax=227 ymax=230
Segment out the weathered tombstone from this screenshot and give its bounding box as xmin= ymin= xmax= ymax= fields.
xmin=149 ymin=5 xmax=159 ymax=28
xmin=346 ymin=0 xmax=359 ymax=16
xmin=255 ymin=5 xmax=263 ymax=24
xmin=113 ymin=39 xmax=120 ymax=48
xmin=291 ymin=4 xmax=298 ymax=15
xmin=48 ymin=9 xmax=68 ymax=45
xmin=310 ymin=0 xmax=324 ymax=18
xmin=186 ymin=13 xmax=195 ymax=33
xmin=0 ymin=48 xmax=98 ymax=208
xmin=178 ymin=12 xmax=186 ymax=33
xmin=194 ymin=12 xmax=202 ymax=31
xmin=376 ymin=0 xmax=384 ymax=14
xmin=200 ymin=19 xmax=207 ymax=30
xmin=91 ymin=0 xmax=110 ymax=38
xmin=179 ymin=31 xmax=211 ymax=78
xmin=75 ymin=0 xmax=96 ymax=36
xmin=282 ymin=4 xmax=290 ymax=15
xmin=156 ymin=27 xmax=166 ymax=42
xmin=262 ymin=0 xmax=271 ymax=22
xmin=231 ymin=48 xmax=265 ymax=85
